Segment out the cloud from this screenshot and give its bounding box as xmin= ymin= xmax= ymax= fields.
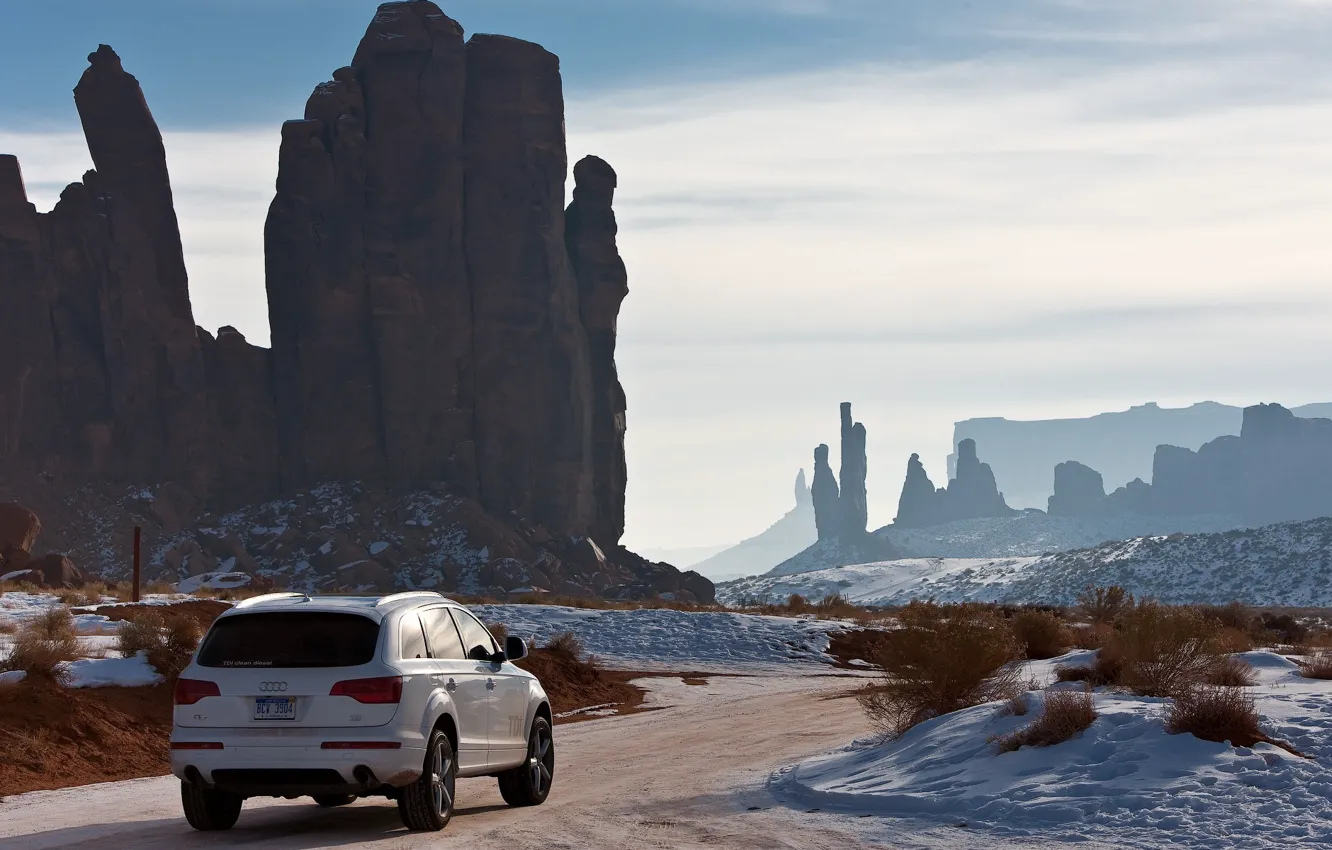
xmin=3 ymin=0 xmax=1332 ymax=547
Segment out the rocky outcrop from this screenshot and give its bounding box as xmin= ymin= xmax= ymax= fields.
xmin=566 ymin=155 xmax=629 ymax=545
xmin=690 ymin=468 xmax=818 ymax=580
xmin=1042 ymin=404 xmax=1332 ymax=527
xmin=0 ymin=3 xmax=694 ymax=601
xmin=838 ymin=403 xmax=868 ymax=538
xmin=811 ymin=444 xmax=840 ymax=541
xmin=1048 ymin=461 xmax=1107 ymax=517
xmin=0 ymin=502 xmax=41 ymax=557
xmin=894 ymin=439 xmax=1016 ymax=528
xmin=795 ymin=469 xmax=811 ymax=507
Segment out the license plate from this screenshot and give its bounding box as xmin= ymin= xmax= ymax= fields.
xmin=254 ymin=697 xmax=295 ymax=721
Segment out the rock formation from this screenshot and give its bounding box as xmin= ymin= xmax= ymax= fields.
xmin=795 ymin=469 xmax=811 ymax=507
xmin=1047 ymin=461 xmax=1107 ymax=517
xmin=838 ymin=403 xmax=869 ymax=538
xmin=0 ymin=2 xmax=699 ymax=601
xmin=893 ymin=439 xmax=1016 ymax=527
xmin=1042 ymin=404 xmax=1332 ymax=527
xmin=811 ymin=444 xmax=840 ymax=541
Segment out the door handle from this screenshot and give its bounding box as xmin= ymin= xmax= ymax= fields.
xmin=446 ymin=678 xmax=457 ymax=692
xmin=486 ymin=678 xmax=495 ymax=691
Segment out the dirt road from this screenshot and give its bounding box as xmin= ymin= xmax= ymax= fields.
xmin=0 ymin=673 xmax=910 ymax=850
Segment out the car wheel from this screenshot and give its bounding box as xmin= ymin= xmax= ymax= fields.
xmin=180 ymin=780 xmax=243 ymax=831
xmin=498 ymin=716 xmax=554 ymax=807
xmin=398 ymin=729 xmax=456 ymax=831
xmin=313 ymin=794 xmax=357 ymax=807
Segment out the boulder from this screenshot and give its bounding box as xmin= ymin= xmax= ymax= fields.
xmin=681 ymin=570 xmax=716 ymax=605
xmin=29 ymin=554 xmax=86 ymax=588
xmin=0 ymin=503 xmax=41 ymax=556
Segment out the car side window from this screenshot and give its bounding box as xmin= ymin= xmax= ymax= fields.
xmin=452 ymin=609 xmax=498 ymax=659
xmin=420 ymin=607 xmax=466 ymax=660
xmin=400 ymin=613 xmax=429 ymax=660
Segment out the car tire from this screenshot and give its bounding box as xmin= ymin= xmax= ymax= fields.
xmin=180 ymin=780 xmax=242 ymax=831
xmin=313 ymin=794 xmax=357 ymax=807
xmin=398 ymin=729 xmax=456 ymax=831
xmin=498 ymin=716 xmax=554 ymax=807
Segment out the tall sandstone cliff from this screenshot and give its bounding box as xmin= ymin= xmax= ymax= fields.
xmin=0 ymin=3 xmax=638 ymax=560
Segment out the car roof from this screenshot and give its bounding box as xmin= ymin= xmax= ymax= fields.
xmin=214 ymin=591 xmax=464 ymax=624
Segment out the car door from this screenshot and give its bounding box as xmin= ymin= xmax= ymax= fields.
xmin=395 ymin=611 xmax=440 ymax=734
xmin=419 ymin=606 xmax=490 ymax=774
xmin=453 ymin=608 xmax=529 ymax=769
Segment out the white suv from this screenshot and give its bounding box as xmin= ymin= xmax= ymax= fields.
xmin=170 ymin=591 xmax=554 ymax=832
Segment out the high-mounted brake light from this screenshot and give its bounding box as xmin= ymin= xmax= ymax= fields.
xmin=174 ymin=678 xmax=221 ymax=706
xmin=329 ymin=676 xmax=403 ymax=704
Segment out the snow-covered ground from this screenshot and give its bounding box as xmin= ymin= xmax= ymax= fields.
xmin=724 ymin=516 xmax=1332 ymax=606
xmin=471 ymin=603 xmax=849 ymax=670
xmin=777 ymin=649 xmax=1332 ymax=848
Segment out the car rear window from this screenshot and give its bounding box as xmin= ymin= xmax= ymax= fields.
xmin=197 ymin=612 xmax=381 ymax=668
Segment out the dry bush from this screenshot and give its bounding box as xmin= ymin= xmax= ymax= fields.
xmin=1108 ymin=603 xmax=1224 ymax=697
xmin=544 ymin=631 xmax=585 ymax=659
xmin=858 ymin=601 xmax=1021 ymax=739
xmin=1054 ymin=651 xmax=1123 ymax=688
xmin=994 ymin=688 xmax=1097 ymax=753
xmin=486 ymin=622 xmax=509 ymax=644
xmin=1298 ymin=650 xmax=1332 ymax=680
xmin=53 ymin=588 xmax=93 ymax=607
xmin=1260 ymin=613 xmax=1307 ymax=646
xmin=1215 ymin=627 xmax=1255 ymax=654
xmin=1071 ymin=623 xmax=1114 ymax=650
xmin=998 ymin=693 xmax=1029 ymax=718
xmin=0 ymin=607 xmax=81 ymax=683
xmin=1165 ymin=685 xmax=1262 ymax=746
xmin=0 ymin=620 xmax=16 ymax=635
xmin=1206 ymin=655 xmax=1258 ymax=687
xmin=1011 ymin=610 xmax=1073 ymax=660
xmin=1198 ymin=602 xmax=1253 ymax=632
xmin=115 ymin=611 xmax=202 ymax=679
xmin=1076 ymin=585 xmax=1133 ymax=625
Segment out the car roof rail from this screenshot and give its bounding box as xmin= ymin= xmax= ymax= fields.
xmin=234 ymin=591 xmax=311 ymax=609
xmin=375 ymin=591 xmax=445 ymax=607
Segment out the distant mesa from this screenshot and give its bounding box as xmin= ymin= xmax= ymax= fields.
xmin=1049 ymin=403 xmax=1332 ymax=528
xmin=893 ymin=439 xmax=1017 ymax=528
xmin=689 ymin=468 xmax=818 ymax=580
xmin=0 ymin=2 xmax=708 ymax=603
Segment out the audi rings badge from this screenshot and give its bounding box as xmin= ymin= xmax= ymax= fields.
xmin=259 ymin=682 xmax=289 ymax=693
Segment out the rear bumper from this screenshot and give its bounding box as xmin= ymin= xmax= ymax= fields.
xmin=171 ymin=741 xmax=426 ymax=798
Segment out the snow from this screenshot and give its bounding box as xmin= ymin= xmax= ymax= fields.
xmin=369 ymin=541 xmax=389 ymax=555
xmin=724 ymin=516 xmax=1332 ymax=606
xmin=471 ymin=604 xmax=850 ymax=671
xmin=62 ymin=652 xmax=163 ymax=688
xmin=176 ymin=571 xmax=252 ymax=593
xmin=0 ymin=670 xmax=26 ymax=685
xmin=777 ymin=650 xmax=1332 ymax=848
xmin=1 ymin=569 xmax=34 ymax=582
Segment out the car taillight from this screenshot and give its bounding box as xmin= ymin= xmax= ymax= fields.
xmin=329 ymin=676 xmax=403 ymax=704
xmin=174 ymin=678 xmax=221 ymax=705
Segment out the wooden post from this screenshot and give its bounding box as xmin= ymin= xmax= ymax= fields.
xmin=132 ymin=526 xmax=142 ymax=603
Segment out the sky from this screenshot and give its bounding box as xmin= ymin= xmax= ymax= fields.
xmin=3 ymin=0 xmax=1332 ymax=552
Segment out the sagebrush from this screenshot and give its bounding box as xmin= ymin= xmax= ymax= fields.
xmin=859 ymin=602 xmax=1021 ymax=739
xmin=1107 ymin=603 xmax=1224 ymax=697
xmin=0 ymin=607 xmax=81 ymax=683
xmin=116 ymin=611 xmax=202 ymax=679
xmin=994 ymin=688 xmax=1097 ymax=753
xmin=1011 ymin=610 xmax=1072 ymax=660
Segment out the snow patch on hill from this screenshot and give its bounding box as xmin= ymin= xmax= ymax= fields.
xmin=724 ymin=517 xmax=1332 ymax=607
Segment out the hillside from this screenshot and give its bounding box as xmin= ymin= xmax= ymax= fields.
xmin=721 ymin=516 xmax=1332 ymax=607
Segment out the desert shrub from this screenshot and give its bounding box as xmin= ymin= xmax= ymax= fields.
xmin=0 ymin=620 xmax=16 ymax=635
xmin=115 ymin=611 xmax=201 ymax=679
xmin=1215 ymin=627 xmax=1255 ymax=654
xmin=1198 ymin=601 xmax=1252 ymax=632
xmin=1106 ymin=603 xmax=1226 ymax=697
xmin=53 ymin=588 xmax=93 ymax=607
xmin=1011 ymin=610 xmax=1073 ymax=660
xmin=486 ymin=622 xmax=509 ymax=644
xmin=544 ymin=631 xmax=585 ymax=659
xmin=1298 ymin=649 xmax=1332 ymax=680
xmin=1165 ymin=684 xmax=1262 ymax=746
xmin=1054 ymin=650 xmax=1123 ymax=688
xmin=1260 ymin=613 xmax=1307 ymax=646
xmin=0 ymin=607 xmax=80 ymax=683
xmin=1071 ymin=622 xmax=1113 ymax=650
xmin=858 ymin=601 xmax=1021 ymax=739
xmin=1076 ymin=585 xmax=1133 ymax=625
xmin=1205 ymin=655 xmax=1258 ymax=687
xmin=994 ymin=688 xmax=1097 ymax=753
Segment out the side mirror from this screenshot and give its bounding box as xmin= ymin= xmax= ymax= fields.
xmin=505 ymin=635 xmax=528 ymax=661
xmin=468 ymin=644 xmax=493 ymax=662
